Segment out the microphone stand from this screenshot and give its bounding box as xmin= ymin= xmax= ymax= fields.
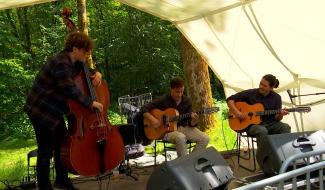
xmin=286 ymin=90 xmax=325 ymax=106
xmin=286 ymin=90 xmax=325 ymax=132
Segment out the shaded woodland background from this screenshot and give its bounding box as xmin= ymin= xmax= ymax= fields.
xmin=0 ymin=0 xmax=225 ymax=140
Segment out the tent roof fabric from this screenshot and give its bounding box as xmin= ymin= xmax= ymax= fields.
xmin=0 ymin=0 xmax=55 ymax=10
xmin=118 ymin=0 xmax=325 ymax=132
xmin=1 ymin=0 xmax=324 ymax=131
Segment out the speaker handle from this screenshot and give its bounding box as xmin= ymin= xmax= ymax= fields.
xmin=292 ymin=136 xmax=316 ymax=148
xmin=195 ymin=158 xmax=212 ymax=171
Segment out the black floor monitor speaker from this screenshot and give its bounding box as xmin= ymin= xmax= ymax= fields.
xmin=257 ymin=130 xmax=325 ymax=176
xmin=147 ymin=147 xmax=233 ymax=190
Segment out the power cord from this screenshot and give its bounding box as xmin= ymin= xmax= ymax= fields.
xmin=221 ymin=116 xmax=237 ymax=170
xmin=72 ymin=172 xmax=112 ymax=184
xmin=0 ymin=179 xmax=26 ymax=190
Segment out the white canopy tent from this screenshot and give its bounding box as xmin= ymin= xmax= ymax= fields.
xmin=1 ymin=0 xmax=325 ymax=131
xmin=0 ymin=0 xmax=55 ymax=10
xmin=118 ymin=0 xmax=325 ymax=132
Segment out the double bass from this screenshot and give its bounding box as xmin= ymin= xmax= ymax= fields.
xmin=60 ymin=8 xmax=124 ymax=176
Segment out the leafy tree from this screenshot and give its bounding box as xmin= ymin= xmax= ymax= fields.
xmin=0 ymin=59 xmax=34 ymax=139
xmin=0 ymin=0 xmax=225 ymax=138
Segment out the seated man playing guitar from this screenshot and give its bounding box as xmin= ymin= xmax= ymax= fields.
xmin=141 ymin=77 xmax=209 ymax=157
xmin=227 ymin=74 xmax=291 ymax=148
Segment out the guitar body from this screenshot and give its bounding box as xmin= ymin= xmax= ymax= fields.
xmin=229 ymin=101 xmax=311 ymax=132
xmin=144 ymin=108 xmax=179 ymax=140
xmin=228 ymin=102 xmax=264 ymax=132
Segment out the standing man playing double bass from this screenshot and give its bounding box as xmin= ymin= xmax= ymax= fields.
xmin=24 ymin=32 xmax=103 ymax=190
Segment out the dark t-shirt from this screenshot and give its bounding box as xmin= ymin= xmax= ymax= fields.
xmin=140 ymin=94 xmax=193 ymax=127
xmin=226 ymin=88 xmax=282 ymax=124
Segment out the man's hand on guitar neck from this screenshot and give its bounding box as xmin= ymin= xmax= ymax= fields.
xmin=281 ymin=108 xmax=289 ymax=116
xmin=144 ymin=112 xmax=161 ymax=128
xmin=275 ymin=108 xmax=289 ymax=121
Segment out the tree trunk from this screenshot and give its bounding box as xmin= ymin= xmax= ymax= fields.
xmin=16 ymin=8 xmax=34 ymax=68
xmin=180 ymin=35 xmax=216 ymax=131
xmin=77 ymin=0 xmax=93 ymax=68
xmin=77 ymin=0 xmax=88 ymax=35
xmin=5 ymin=10 xmax=19 ymax=39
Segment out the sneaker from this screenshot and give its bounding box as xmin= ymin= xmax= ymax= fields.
xmin=53 ymin=178 xmax=79 ymax=190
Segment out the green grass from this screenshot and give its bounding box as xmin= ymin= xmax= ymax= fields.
xmin=207 ymin=119 xmax=237 ymax=152
xmin=0 ymin=137 xmax=36 ymax=189
xmin=208 ymin=100 xmax=237 ymax=152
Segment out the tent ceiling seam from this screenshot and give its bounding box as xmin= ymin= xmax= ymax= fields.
xmin=204 ymin=16 xmax=254 ymax=87
xmin=242 ymin=3 xmax=297 ymax=79
xmin=173 ymin=24 xmax=226 ymax=89
xmin=118 ymin=0 xmax=171 ymax=21
xmin=173 ymin=0 xmax=256 ymax=24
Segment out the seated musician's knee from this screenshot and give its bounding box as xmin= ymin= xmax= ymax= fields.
xmin=200 ymin=133 xmax=209 ymax=147
xmin=174 ymin=133 xmax=187 ymax=145
xmin=258 ymin=127 xmax=268 ymax=136
xmin=247 ymin=125 xmax=268 ymax=138
xmin=282 ymin=123 xmax=291 ymax=133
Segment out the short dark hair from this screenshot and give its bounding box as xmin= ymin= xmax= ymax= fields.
xmin=64 ymin=31 xmax=94 ymax=52
xmin=170 ymin=77 xmax=184 ymax=89
xmin=262 ymin=74 xmax=279 ymax=88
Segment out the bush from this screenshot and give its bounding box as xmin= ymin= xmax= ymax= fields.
xmin=0 ymin=59 xmax=35 ymax=139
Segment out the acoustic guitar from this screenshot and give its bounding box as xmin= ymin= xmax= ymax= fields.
xmin=228 ymin=101 xmax=311 ymax=132
xmin=144 ymin=107 xmax=219 ymax=140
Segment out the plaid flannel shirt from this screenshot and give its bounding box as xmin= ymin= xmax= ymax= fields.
xmin=24 ymin=51 xmax=92 ymax=130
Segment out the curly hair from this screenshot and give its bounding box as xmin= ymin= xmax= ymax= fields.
xmin=64 ymin=31 xmax=94 ymax=52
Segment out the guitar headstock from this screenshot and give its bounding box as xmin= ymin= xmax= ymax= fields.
xmin=295 ymin=106 xmax=311 ymax=113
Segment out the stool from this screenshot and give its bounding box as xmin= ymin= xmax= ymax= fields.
xmin=154 ymin=140 xmax=194 ymax=166
xmin=26 ymin=149 xmax=55 ymax=182
xmin=27 ymin=149 xmax=38 ymax=182
xmin=237 ymin=132 xmax=257 ymax=172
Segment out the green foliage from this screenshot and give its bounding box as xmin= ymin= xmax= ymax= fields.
xmin=0 ymin=0 xmax=225 ymax=141
xmin=207 ymin=100 xmax=236 ymax=152
xmin=109 ymin=109 xmax=127 ymax=125
xmin=87 ymin=3 xmax=183 ymax=100
xmin=209 ymin=68 xmax=226 ymax=100
xmin=0 ymin=59 xmax=35 ymax=139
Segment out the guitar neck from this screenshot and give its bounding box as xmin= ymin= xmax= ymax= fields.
xmin=256 ymin=108 xmax=298 ymax=116
xmin=172 ymin=109 xmax=213 ymax=121
xmin=176 ymin=112 xmax=192 ymax=121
